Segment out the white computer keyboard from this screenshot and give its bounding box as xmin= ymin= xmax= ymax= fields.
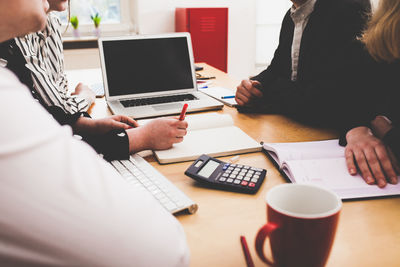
xmin=110 ymin=154 xmax=198 ymax=214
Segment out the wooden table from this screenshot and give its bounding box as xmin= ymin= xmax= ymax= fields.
xmin=90 ymin=63 xmax=400 ymax=267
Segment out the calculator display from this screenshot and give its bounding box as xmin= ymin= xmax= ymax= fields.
xmin=198 ymin=160 xmax=220 ymax=178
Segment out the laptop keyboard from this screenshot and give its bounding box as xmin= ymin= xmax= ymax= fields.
xmin=120 ymin=93 xmax=198 ymax=107
xmin=110 ymin=154 xmax=198 ymax=214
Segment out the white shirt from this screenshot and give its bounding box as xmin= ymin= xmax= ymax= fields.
xmin=0 ymin=67 xmax=189 ymax=266
xmin=290 ymin=0 xmax=317 ymax=81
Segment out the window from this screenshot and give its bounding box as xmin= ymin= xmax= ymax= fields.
xmin=60 ymin=0 xmax=121 ymax=24
xmin=60 ymin=0 xmax=136 ymax=37
xmin=255 ymin=0 xmax=291 ymax=70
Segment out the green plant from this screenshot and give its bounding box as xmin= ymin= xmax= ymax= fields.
xmin=91 ymin=13 xmax=102 ymax=28
xmin=70 ymin=16 xmax=79 ymax=29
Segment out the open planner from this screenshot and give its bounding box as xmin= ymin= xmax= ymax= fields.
xmin=263 ymin=139 xmax=400 ymax=199
xmin=138 ymin=113 xmax=262 ymax=164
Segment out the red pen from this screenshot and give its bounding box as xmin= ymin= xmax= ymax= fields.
xmin=240 ymin=235 xmax=255 ymax=267
xmin=179 ymin=103 xmax=188 ymax=121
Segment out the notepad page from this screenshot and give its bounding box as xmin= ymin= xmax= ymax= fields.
xmin=185 ymin=113 xmax=233 ymax=131
xmin=263 ymin=139 xmax=343 ymax=167
xmin=137 ymin=113 xmax=233 ymax=131
xmin=283 ymin=158 xmax=400 ymax=199
xmin=154 ymin=126 xmax=262 ymax=164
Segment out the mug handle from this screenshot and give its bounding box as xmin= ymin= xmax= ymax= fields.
xmin=255 ymin=222 xmax=279 ymax=265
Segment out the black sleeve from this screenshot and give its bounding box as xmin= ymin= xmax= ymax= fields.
xmin=83 ymin=129 xmax=130 ymax=161
xmin=383 ymin=128 xmax=400 ymax=161
xmin=46 ymin=105 xmax=85 ymax=126
xmin=45 ymin=105 xmax=130 ymax=160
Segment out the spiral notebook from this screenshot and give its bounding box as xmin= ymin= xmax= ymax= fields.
xmin=262 ymin=139 xmax=400 ymax=199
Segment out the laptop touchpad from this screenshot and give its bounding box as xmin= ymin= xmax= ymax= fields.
xmin=153 ymin=103 xmax=183 ymax=111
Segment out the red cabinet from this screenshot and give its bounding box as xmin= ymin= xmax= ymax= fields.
xmin=175 ymin=8 xmax=228 ymax=72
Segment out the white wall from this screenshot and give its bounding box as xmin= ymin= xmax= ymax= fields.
xmin=135 ymin=0 xmax=257 ymax=80
xmin=370 ymin=0 xmax=379 ymax=10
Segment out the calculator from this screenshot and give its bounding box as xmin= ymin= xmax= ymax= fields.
xmin=184 ymin=155 xmax=267 ymax=194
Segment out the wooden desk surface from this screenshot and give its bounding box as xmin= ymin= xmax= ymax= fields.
xmin=90 ymin=63 xmax=400 ymax=267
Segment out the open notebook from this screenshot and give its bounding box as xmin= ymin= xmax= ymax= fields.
xmin=263 ymin=139 xmax=400 ymax=199
xmin=139 ymin=113 xmax=261 ymax=164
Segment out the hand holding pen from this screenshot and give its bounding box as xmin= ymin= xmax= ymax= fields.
xmin=179 ymin=103 xmax=189 ymax=121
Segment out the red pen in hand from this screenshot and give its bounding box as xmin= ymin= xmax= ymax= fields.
xmin=179 ymin=103 xmax=188 ymax=121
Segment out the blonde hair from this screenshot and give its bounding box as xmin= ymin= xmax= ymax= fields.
xmin=362 ymin=0 xmax=400 ymax=62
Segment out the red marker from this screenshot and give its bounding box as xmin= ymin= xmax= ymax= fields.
xmin=179 ymin=103 xmax=188 ymax=121
xmin=240 ymin=235 xmax=254 ymax=267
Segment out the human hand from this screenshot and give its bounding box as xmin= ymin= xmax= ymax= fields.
xmin=74 ymin=115 xmax=138 ymax=135
xmin=345 ymin=126 xmax=398 ymax=188
xmin=235 ymin=79 xmax=263 ymax=106
xmin=127 ymin=118 xmax=188 ymax=153
xmin=72 ymin=83 xmax=96 ymax=105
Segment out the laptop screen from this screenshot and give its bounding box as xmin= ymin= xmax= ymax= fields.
xmin=102 ymin=37 xmax=195 ymax=97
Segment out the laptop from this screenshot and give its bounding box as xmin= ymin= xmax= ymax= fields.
xmin=98 ymin=33 xmax=223 ymax=119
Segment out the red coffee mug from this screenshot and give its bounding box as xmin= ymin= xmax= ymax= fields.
xmin=255 ymin=184 xmax=342 ymax=267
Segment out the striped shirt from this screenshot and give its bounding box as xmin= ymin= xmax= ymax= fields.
xmin=15 ymin=13 xmax=89 ymax=114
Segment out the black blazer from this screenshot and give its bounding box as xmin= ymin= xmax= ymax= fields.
xmin=241 ymin=0 xmax=371 ymax=129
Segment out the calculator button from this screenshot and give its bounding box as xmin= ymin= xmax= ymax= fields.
xmin=229 ymin=174 xmax=237 ymax=179
xmin=234 ymin=179 xmax=241 ymax=184
xmin=255 ymin=172 xmax=262 ymax=175
xmin=253 ymin=175 xmax=260 ymax=179
xmin=227 ymin=178 xmax=234 ymax=183
xmin=234 ymin=168 xmax=241 ymax=172
xmin=248 ymin=182 xmax=256 ymax=188
xmin=244 ymin=177 xmax=251 ymax=182
xmin=230 ymin=164 xmax=237 ymax=167
xmin=222 ymin=173 xmax=229 ymax=178
xmin=223 ymin=164 xmax=230 ymax=170
xmin=243 ymin=166 xmax=250 ymax=169
xmin=241 ymin=181 xmax=248 ymax=186
xmin=251 ymin=178 xmax=259 ymax=183
xmin=237 ymin=175 xmax=244 ymax=180
xmin=248 ymin=170 xmax=254 ymax=174
xmin=219 ymin=177 xmax=227 ymax=182
xmin=227 ymin=167 xmax=234 ymax=171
